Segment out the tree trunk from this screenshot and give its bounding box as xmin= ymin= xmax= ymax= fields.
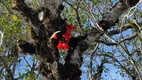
xmin=12 ymin=0 xmax=139 ymax=80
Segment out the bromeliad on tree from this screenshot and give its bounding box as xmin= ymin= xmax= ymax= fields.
xmin=51 ymin=24 xmax=77 ymax=50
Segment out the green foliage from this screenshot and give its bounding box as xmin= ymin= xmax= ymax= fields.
xmin=91 ymin=0 xmax=101 ymax=5
xmin=0 ymin=0 xmax=142 ymax=80
xmin=0 ymin=1 xmax=29 ymax=79
xmin=25 ymin=0 xmax=39 ymax=8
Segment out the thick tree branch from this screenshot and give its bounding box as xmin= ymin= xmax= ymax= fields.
xmin=66 ymin=1 xmax=139 ymax=79
xmin=12 ymin=0 xmax=63 ymax=79
xmin=17 ymin=40 xmax=35 ymax=54
xmin=95 ymin=33 xmax=138 ymax=46
xmin=13 ymin=0 xmax=46 ymax=39
xmin=107 ymin=24 xmax=132 ymax=36
xmin=80 ymin=0 xmax=140 ymax=48
xmin=12 ymin=0 xmax=140 ymax=80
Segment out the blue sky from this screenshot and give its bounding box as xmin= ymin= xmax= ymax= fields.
xmin=11 ymin=0 xmax=142 ymax=80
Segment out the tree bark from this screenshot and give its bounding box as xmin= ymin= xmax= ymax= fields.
xmin=12 ymin=0 xmax=139 ymax=80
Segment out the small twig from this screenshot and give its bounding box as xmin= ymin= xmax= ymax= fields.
xmin=96 ymin=33 xmax=138 ymax=46
xmin=23 ymin=56 xmax=32 ymax=69
xmin=11 ymin=63 xmax=16 ymax=78
xmin=75 ymin=0 xmax=82 ymax=28
xmin=120 ymin=33 xmax=138 ymax=42
xmin=0 ymin=31 xmax=4 ymax=47
xmin=82 ymin=0 xmax=104 ymax=32
xmin=96 ymin=54 xmax=134 ymax=78
xmin=3 ymin=62 xmax=14 ymax=80
xmin=95 ymin=39 xmax=117 ymax=46
xmin=120 ymin=0 xmax=141 ymax=33
xmin=89 ymin=44 xmax=99 ymax=80
xmin=65 ymin=1 xmax=82 ymax=29
xmin=104 ymin=33 xmax=141 ymax=80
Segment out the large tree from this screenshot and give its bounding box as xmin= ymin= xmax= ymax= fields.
xmin=0 ymin=0 xmax=141 ymax=80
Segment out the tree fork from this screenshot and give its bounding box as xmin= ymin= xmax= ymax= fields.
xmin=12 ymin=0 xmax=140 ymax=80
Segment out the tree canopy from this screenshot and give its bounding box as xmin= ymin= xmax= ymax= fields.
xmin=0 ymin=0 xmax=142 ymax=80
